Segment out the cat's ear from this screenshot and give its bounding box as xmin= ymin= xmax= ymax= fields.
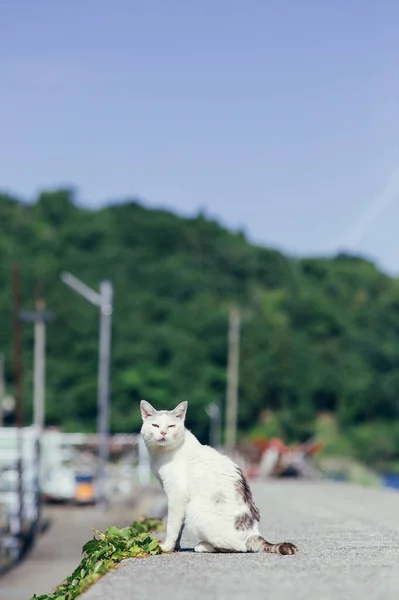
xmin=140 ymin=400 xmax=156 ymax=420
xmin=172 ymin=401 xmax=188 ymax=420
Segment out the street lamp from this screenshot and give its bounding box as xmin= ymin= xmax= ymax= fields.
xmin=60 ymin=272 xmax=113 ymax=507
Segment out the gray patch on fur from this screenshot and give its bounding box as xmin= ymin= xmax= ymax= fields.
xmin=234 ymin=513 xmax=254 ymax=531
xmin=234 ymin=468 xmax=260 ymax=522
xmin=212 ymin=491 xmax=226 ymax=505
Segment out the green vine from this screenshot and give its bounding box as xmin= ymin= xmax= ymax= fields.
xmin=30 ymin=517 xmax=165 ymax=600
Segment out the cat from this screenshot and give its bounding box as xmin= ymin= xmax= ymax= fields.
xmin=140 ymin=400 xmax=297 ymax=555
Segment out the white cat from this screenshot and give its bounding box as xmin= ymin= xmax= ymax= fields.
xmin=140 ymin=400 xmax=297 ymax=555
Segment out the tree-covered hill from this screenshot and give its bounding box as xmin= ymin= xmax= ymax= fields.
xmin=1 ymin=189 xmax=399 ymax=468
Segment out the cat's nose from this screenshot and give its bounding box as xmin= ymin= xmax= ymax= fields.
xmin=160 ymin=431 xmax=167 ymax=436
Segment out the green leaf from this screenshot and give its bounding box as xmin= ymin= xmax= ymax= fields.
xmin=93 ymin=560 xmax=104 ymax=573
xmin=82 ymin=539 xmax=100 ymax=555
xmin=105 ymin=526 xmax=120 ymax=536
xmin=119 ymin=527 xmax=132 ymax=538
xmin=27 ymin=518 xmax=165 ymax=599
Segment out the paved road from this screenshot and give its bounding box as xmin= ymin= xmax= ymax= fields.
xmin=81 ymin=480 xmax=399 ymax=600
xmin=0 ymin=486 xmax=163 ymax=600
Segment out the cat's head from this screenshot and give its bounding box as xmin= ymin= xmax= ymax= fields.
xmin=140 ymin=400 xmax=187 ymax=451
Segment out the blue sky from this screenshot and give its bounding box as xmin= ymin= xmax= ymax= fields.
xmin=1 ymin=0 xmax=399 ymax=273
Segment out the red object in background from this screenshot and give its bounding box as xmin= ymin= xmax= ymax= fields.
xmin=251 ymin=436 xmax=289 ymax=456
xmin=267 ymin=438 xmax=288 ymax=453
xmin=251 ymin=437 xmax=270 ymax=453
xmin=303 ymin=441 xmax=325 ymax=456
xmin=247 ymin=465 xmax=260 ymax=479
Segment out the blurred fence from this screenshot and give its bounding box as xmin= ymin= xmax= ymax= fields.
xmin=0 ymin=426 xmax=41 ymax=574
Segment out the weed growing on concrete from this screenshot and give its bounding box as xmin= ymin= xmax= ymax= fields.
xmin=30 ymin=517 xmax=165 ymax=600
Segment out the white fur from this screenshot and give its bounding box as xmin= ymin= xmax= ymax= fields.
xmin=140 ymin=400 xmax=266 ymax=553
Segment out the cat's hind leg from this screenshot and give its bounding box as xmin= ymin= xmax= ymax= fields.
xmin=246 ymin=534 xmax=297 ymax=555
xmin=194 ymin=541 xmax=217 ymax=553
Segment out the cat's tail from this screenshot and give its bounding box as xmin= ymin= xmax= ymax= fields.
xmin=245 ymin=535 xmax=297 ymax=555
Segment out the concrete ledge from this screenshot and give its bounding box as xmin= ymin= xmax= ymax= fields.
xmin=80 ymin=480 xmax=399 ymax=600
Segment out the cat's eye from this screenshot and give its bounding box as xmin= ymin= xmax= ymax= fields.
xmin=152 ymin=424 xmax=159 ymax=428
xmin=168 ymin=425 xmax=176 ymax=428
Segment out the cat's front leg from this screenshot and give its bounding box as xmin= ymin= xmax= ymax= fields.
xmin=161 ymin=493 xmax=188 ymax=552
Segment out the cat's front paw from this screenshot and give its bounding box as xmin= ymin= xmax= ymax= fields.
xmin=160 ymin=541 xmax=177 ymax=552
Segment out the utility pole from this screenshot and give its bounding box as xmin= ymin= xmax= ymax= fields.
xmin=20 ymin=283 xmax=54 ymax=431
xmin=12 ymin=263 xmax=24 ymax=554
xmin=13 ymin=264 xmax=24 ymax=429
xmin=0 ymin=353 xmax=4 ymax=427
xmin=61 ymin=272 xmax=113 ymax=508
xmin=97 ymin=280 xmax=113 ymax=505
xmin=225 ymin=305 xmax=240 ymax=452
xmin=34 ymin=285 xmax=45 ymax=431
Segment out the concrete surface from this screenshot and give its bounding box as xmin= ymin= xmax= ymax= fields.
xmin=0 ymin=485 xmax=164 ymax=600
xmin=80 ymin=480 xmax=399 ymax=600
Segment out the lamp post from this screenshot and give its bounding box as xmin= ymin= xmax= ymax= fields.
xmin=60 ymin=272 xmax=113 ymax=507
